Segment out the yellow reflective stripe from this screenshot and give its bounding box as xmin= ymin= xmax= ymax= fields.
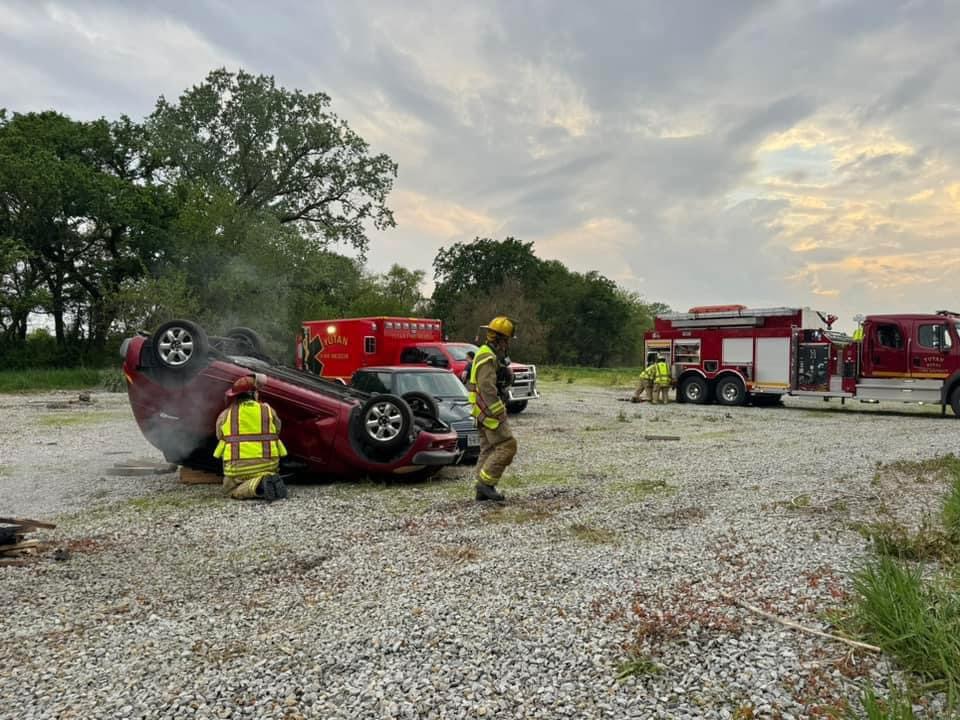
xmin=482 ymin=417 xmax=499 ymax=429
xmin=479 ymin=468 xmax=497 ymax=482
xmin=489 ymin=400 xmax=505 ymax=416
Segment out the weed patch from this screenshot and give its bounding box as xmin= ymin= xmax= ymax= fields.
xmin=570 ymin=523 xmax=618 ymax=545
xmin=612 ymin=478 xmax=675 ymax=502
xmin=126 ymin=493 xmax=227 ymax=512
xmin=37 ymin=411 xmax=115 ymax=428
xmin=615 ymin=651 xmax=660 ymax=680
xmin=0 ymin=367 xmax=104 ymax=393
xmin=851 ymin=518 xmax=958 ymax=563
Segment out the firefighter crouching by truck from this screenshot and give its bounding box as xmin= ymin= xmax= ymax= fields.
xmin=652 ymin=354 xmax=672 ymax=404
xmin=632 ymin=351 xmax=660 ymax=403
xmin=213 ymin=374 xmax=289 ymax=500
xmin=468 ymin=316 xmax=519 ymax=502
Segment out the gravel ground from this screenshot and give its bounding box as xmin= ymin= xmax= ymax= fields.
xmin=1 ymin=385 xmax=958 ymax=719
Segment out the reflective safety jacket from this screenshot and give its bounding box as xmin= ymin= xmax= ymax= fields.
xmin=213 ymin=399 xmax=287 ymax=477
xmin=653 ymin=360 xmax=671 ymax=387
xmin=467 ymin=344 xmax=505 ymax=430
xmin=852 ymin=326 xmax=864 ymax=341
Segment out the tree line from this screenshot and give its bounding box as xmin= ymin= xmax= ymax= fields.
xmin=0 ymin=68 xmax=665 ymax=369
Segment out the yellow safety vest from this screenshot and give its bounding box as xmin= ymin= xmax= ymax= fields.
xmin=467 ymin=344 xmax=505 ymax=430
xmin=653 ymin=361 xmax=671 ymax=386
xmin=852 ymin=327 xmax=864 ymax=341
xmin=213 ymin=400 xmax=287 ymax=466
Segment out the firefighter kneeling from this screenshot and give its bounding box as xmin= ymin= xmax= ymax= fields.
xmin=213 ymin=374 xmax=288 ymax=500
xmin=468 ymin=316 xmax=519 ymax=502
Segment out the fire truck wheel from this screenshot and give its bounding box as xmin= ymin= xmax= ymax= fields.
xmin=151 ymin=319 xmax=209 ymax=374
xmin=679 ymin=376 xmax=709 ymax=404
xmin=402 ymin=391 xmax=439 ymax=421
xmin=355 ymin=394 xmax=413 ymax=451
xmin=715 ymin=376 xmax=747 ymax=406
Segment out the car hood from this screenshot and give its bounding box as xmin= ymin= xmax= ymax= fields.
xmin=436 ymin=398 xmax=473 ymax=424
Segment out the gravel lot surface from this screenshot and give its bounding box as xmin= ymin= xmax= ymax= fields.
xmin=1 ymin=385 xmax=958 ymax=719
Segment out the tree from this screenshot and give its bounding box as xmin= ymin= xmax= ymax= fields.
xmin=350 ymin=264 xmax=426 ymax=317
xmin=430 ymin=237 xmax=542 ymax=321
xmin=148 ymin=68 xmax=397 ymax=256
xmin=0 ymin=111 xmax=174 ymax=349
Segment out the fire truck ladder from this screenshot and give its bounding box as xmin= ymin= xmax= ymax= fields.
xmin=658 ymin=306 xmax=803 ymax=329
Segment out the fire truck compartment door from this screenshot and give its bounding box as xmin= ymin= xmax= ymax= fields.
xmin=722 ymin=338 xmax=753 ymax=365
xmin=755 ymin=337 xmax=791 ymax=386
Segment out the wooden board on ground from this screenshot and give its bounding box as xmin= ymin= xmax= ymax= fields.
xmin=106 ymin=460 xmax=178 ymax=477
xmin=179 ymin=467 xmax=222 ymax=485
xmin=0 ymin=540 xmax=41 ymax=553
xmin=0 ymin=517 xmax=57 ymax=529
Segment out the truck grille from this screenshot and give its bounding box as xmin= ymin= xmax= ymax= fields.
xmin=508 ymin=365 xmax=540 ymax=401
xmin=451 ymin=418 xmax=477 ymax=433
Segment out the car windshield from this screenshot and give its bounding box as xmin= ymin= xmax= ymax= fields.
xmin=447 ymin=344 xmax=478 ymax=361
xmin=394 ymin=371 xmax=468 ymax=399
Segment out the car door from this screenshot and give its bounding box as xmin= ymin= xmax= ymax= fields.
xmin=911 ymin=320 xmax=953 ymax=378
xmin=863 ymin=320 xmax=908 ymax=377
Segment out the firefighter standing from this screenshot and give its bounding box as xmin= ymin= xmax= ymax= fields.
xmin=653 ymin=354 xmax=672 ymax=404
xmin=213 ymin=374 xmax=288 ymax=500
xmin=468 ymin=316 xmax=518 ymax=502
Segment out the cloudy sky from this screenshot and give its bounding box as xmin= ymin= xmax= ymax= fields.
xmin=3 ymin=0 xmax=959 ymax=330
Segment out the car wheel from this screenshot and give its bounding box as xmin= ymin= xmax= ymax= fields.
xmin=506 ymin=400 xmax=528 ymax=414
xmin=716 ymin=376 xmax=747 ymax=406
xmin=151 ymin=319 xmax=209 ymax=372
xmin=680 ymin=376 xmax=709 ymax=404
xmin=225 ymin=327 xmax=266 ymax=356
xmin=402 ymin=391 xmax=439 ymax=421
xmin=355 ymin=394 xmax=413 ymax=451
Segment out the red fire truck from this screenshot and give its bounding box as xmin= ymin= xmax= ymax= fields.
xmin=295 ymin=316 xmax=540 ymax=412
xmin=645 ymin=305 xmax=960 ymax=415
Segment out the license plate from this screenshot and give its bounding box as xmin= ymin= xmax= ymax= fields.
xmin=467 ymin=432 xmax=480 ymax=447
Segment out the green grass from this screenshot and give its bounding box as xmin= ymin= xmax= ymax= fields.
xmin=0 ymin=367 xmax=107 ymax=393
xmin=538 ymin=365 xmax=645 ymax=388
xmin=615 ymin=652 xmax=660 ymax=680
xmin=944 ymin=473 xmax=960 ymax=541
xmin=845 ymin=684 xmax=918 ymax=719
xmin=846 ymin=556 xmax=960 ymax=706
xmin=37 ymin=411 xmax=118 ymax=428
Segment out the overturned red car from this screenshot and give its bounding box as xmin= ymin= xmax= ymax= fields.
xmin=121 ymin=320 xmax=460 ymax=478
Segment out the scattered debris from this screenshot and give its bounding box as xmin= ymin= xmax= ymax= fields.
xmin=0 ymin=517 xmax=56 ymax=565
xmin=720 ymin=592 xmax=881 ymax=653
xmin=643 ymin=434 xmax=681 ymax=441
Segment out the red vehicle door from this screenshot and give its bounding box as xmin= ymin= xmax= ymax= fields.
xmin=862 ymin=319 xmax=909 ymax=377
xmin=911 ymin=319 xmax=954 ymax=378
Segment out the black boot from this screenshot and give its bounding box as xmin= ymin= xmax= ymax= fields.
xmin=475 ymin=483 xmax=505 ymax=502
xmin=261 ymin=475 xmax=288 ymax=501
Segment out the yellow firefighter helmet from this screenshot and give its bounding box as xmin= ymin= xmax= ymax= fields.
xmin=481 ymin=315 xmax=516 ymax=339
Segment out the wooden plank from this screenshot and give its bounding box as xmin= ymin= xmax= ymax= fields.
xmin=0 ymin=540 xmax=41 ymax=552
xmin=0 ymin=517 xmax=56 ymax=529
xmin=643 ymin=434 xmax=682 ymax=441
xmin=179 ymin=467 xmax=222 ymax=485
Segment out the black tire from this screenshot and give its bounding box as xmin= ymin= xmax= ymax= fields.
xmin=679 ymin=375 xmax=709 ymax=404
xmin=402 ymin=391 xmax=439 ymax=421
xmin=950 ymin=386 xmax=960 ymax=417
xmin=151 ymin=319 xmax=209 ymax=373
xmin=354 ymin=394 xmax=413 ymax=451
xmin=751 ymin=393 xmax=784 ymax=408
xmin=225 ymin=327 xmax=266 ymax=355
xmin=507 ymin=400 xmax=528 ymax=414
xmin=716 ymin=376 xmax=747 ymax=406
